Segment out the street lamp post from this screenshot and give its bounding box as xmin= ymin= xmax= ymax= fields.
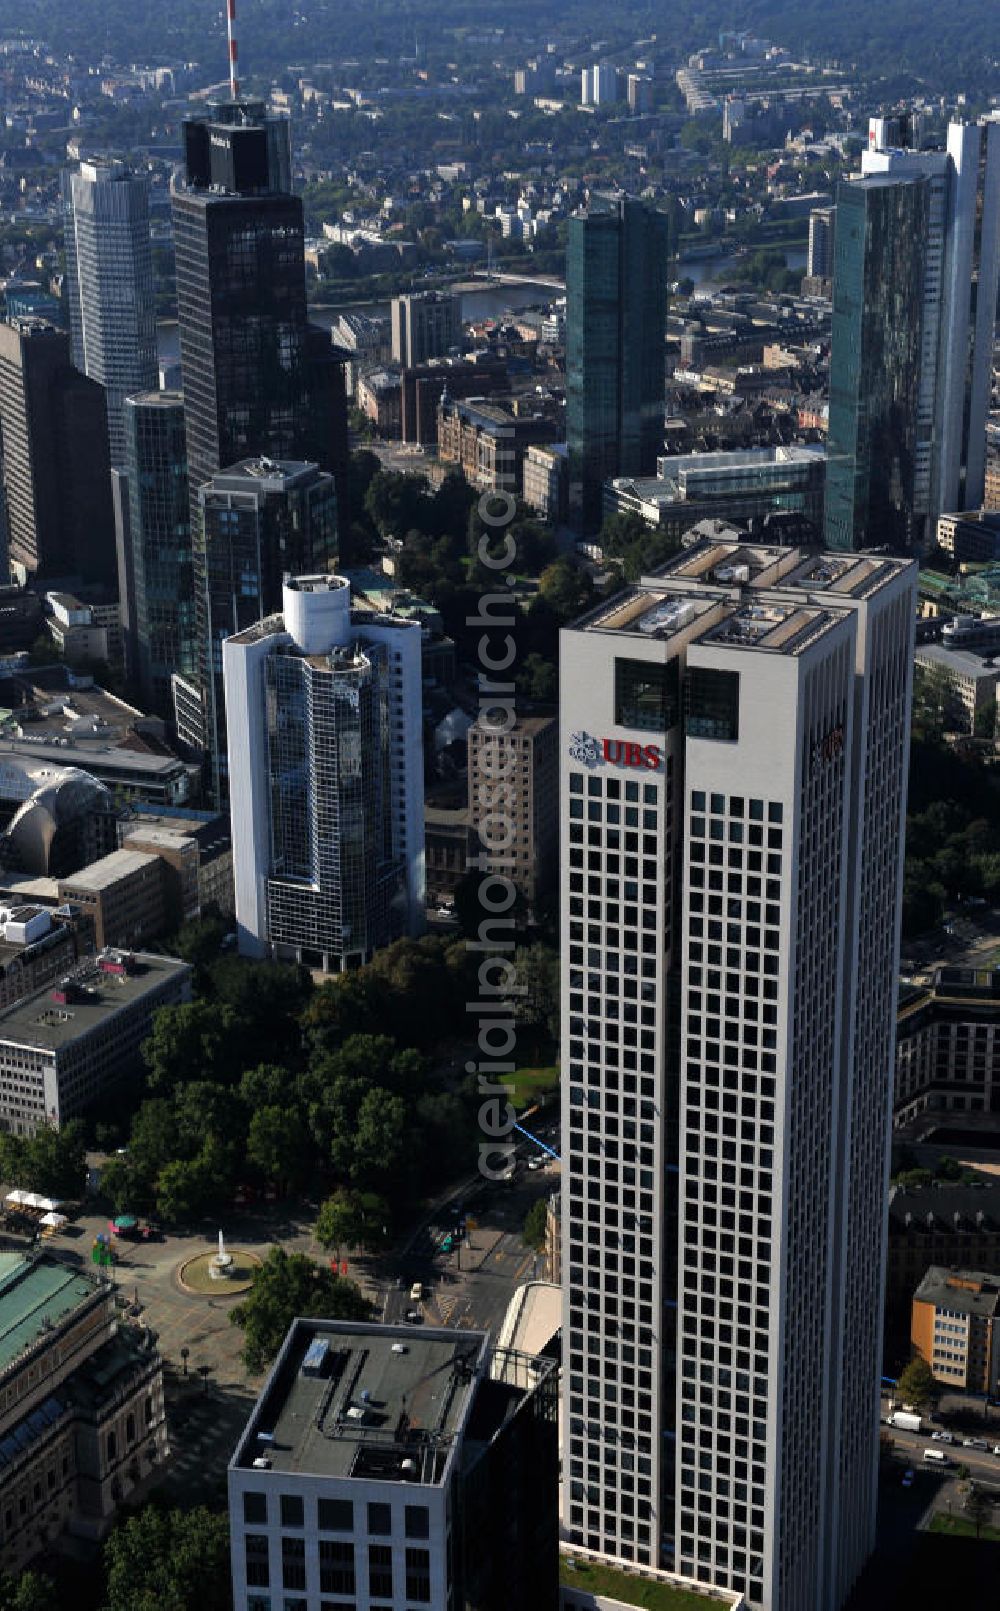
xmin=180 ymin=1346 xmax=189 ymax=1378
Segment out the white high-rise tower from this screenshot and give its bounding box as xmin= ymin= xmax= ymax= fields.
xmin=560 ymin=539 xmax=916 ymax=1611
xmin=224 ymin=574 xmax=425 ymax=972
xmin=61 ymin=160 xmax=158 ymax=469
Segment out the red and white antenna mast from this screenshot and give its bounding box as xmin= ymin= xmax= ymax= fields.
xmin=226 ymin=0 xmax=240 ymax=99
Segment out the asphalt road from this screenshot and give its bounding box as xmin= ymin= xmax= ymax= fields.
xmin=378 ymin=1116 xmax=560 ymax=1338
xmin=884 ymin=1423 xmax=1000 ymax=1486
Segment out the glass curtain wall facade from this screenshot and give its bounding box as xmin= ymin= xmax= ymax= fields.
xmin=124 ymin=391 xmax=194 ymax=716
xmin=172 ymin=189 xmax=311 ymax=505
xmin=195 ymin=461 xmax=338 ymax=804
xmin=824 ymin=176 xmax=928 ymax=553
xmin=170 ymin=102 xmax=350 ymax=767
xmin=224 ymin=576 xmax=424 ymax=971
xmin=567 ymin=197 xmax=670 ymax=532
xmin=61 ymin=161 xmax=158 ymax=469
xmin=265 ymin=644 xmax=398 ymax=966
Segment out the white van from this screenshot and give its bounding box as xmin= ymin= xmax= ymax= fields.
xmin=923 ymin=1448 xmax=949 ymax=1465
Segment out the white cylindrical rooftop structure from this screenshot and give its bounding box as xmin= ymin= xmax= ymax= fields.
xmin=282 ymin=574 xmax=351 ymax=654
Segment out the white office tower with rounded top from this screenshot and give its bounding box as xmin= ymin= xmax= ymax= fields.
xmin=224 ymin=574 xmax=425 ymax=972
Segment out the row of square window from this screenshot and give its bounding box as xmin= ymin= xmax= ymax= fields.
xmin=570 ymin=775 xmax=661 ymax=803
xmin=567 ymin=1523 xmax=653 ymax=1552
xmin=569 ymin=801 xmax=661 ymax=830
xmin=245 ymin=1539 xmax=430 ymax=1600
xmin=690 ymin=818 xmax=784 ymax=850
xmin=692 ymin=793 xmax=783 ymax=823
xmin=691 ymin=848 xmax=785 ymax=880
xmin=242 ymin=1492 xmax=429 ymax=1537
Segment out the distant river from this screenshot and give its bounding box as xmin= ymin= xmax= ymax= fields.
xmin=156 ymin=249 xmax=809 ymax=361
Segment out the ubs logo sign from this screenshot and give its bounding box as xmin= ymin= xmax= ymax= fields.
xmin=569 ymin=731 xmax=662 ymax=771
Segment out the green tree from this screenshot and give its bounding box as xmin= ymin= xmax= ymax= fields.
xmin=523 ymin=1198 xmax=548 ymax=1251
xmin=246 ymin=1105 xmax=310 ymax=1189
xmin=154 ymin=1155 xmax=214 ymax=1225
xmin=912 ymin=663 xmax=955 ymax=743
xmin=347 ymin=448 xmax=381 ymax=526
xmin=128 ymin=1099 xmax=182 ymax=1187
xmin=208 ymin=959 xmax=312 ymax=1069
xmin=168 ymin=910 xmax=229 ymax=976
xmin=897 ymin=1354 xmax=937 ymax=1409
xmin=351 ymin=1089 xmax=408 ymax=1186
xmin=316 ymin=1188 xmax=390 ymax=1257
xmin=239 ymin=1063 xmax=289 ymax=1110
xmin=143 ymin=1001 xmax=235 ymax=1095
xmin=935 ymin=1155 xmax=964 ymax=1181
xmin=431 ymin=470 xmax=476 ymax=542
xmin=364 ymin=469 xmax=431 ymax=540
xmin=599 ymin=512 xmax=650 ymax=554
xmin=538 ymin=558 xmax=595 ymax=621
xmin=230 ymin=1247 xmax=370 ymax=1373
xmin=0 ymin=1572 xmax=55 ymax=1611
xmin=512 ymin=943 xmax=560 ymax=1042
xmin=0 ymin=1131 xmax=26 ymax=1189
xmin=102 ymin=1505 xmax=231 ymax=1611
xmin=21 ymin=1123 xmax=87 ymax=1199
xmin=516 ymin=651 xmax=557 ymax=704
xmin=98 ymin=1155 xmax=136 ymax=1215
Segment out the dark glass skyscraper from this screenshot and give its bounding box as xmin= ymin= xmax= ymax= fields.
xmin=171 ymin=99 xmax=347 ymax=771
xmin=124 ymin=391 xmax=193 ymax=716
xmin=824 ymin=174 xmax=929 ymax=553
xmin=0 ymin=316 xmax=116 ymax=586
xmin=566 ymin=196 xmax=669 ymax=532
xmin=181 ymin=457 xmax=338 ymax=804
xmin=171 ymin=100 xmax=310 ymax=507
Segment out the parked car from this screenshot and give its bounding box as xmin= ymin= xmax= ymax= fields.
xmin=404 ymin=1309 xmax=423 ymax=1324
xmin=963 ymin=1438 xmax=989 ymax=1451
xmin=527 ymin=1156 xmax=546 ymax=1171
xmin=931 ymin=1431 xmax=955 ymax=1444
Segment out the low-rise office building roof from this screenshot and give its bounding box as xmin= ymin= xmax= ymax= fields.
xmin=58 ymin=848 xmax=159 ymax=892
xmin=232 ymin=1319 xmax=489 ymax=1486
xmin=913 ymin=1265 xmax=1000 ymax=1318
xmin=0 ymin=950 xmax=190 ymax=1054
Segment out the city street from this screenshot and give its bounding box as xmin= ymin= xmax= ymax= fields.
xmin=378 ymin=1119 xmax=560 ymax=1335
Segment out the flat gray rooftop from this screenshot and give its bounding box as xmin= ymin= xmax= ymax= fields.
xmin=59 ymin=848 xmax=159 ymax=893
xmin=235 ymin=1320 xmax=488 ymax=1486
xmin=0 ymin=737 xmax=184 ymax=779
xmin=915 ymin=1266 xmax=1000 ymax=1319
xmin=0 ymin=951 xmax=189 ymax=1053
xmin=915 ymin=643 xmax=1000 ymax=681
xmin=575 ymin=541 xmax=913 ymax=645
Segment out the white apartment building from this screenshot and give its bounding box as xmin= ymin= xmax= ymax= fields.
xmin=862 ymin=117 xmax=1000 ymax=525
xmin=560 ymin=540 xmax=916 ymax=1611
xmin=224 ymin=574 xmax=425 ymax=971
xmin=60 ymin=160 xmax=158 ymax=470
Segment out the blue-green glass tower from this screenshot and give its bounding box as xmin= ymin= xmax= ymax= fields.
xmin=567 ymin=196 xmax=669 ymax=532
xmin=824 ymin=174 xmax=928 ymax=553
